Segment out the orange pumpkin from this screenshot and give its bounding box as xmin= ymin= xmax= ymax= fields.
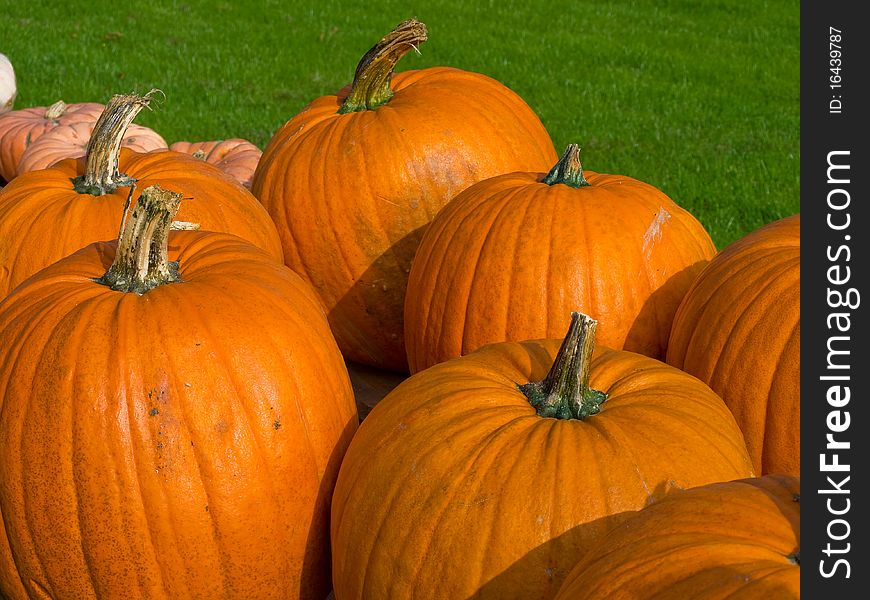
xmin=554 ymin=475 xmax=800 ymax=599
xmin=0 ymin=99 xmax=104 ymax=181
xmin=667 ymin=214 xmax=800 ymax=475
xmin=0 ymin=92 xmax=282 ymax=299
xmin=16 ymin=119 xmax=168 ymax=175
xmin=0 ymin=184 xmax=358 ymax=599
xmin=404 ymin=144 xmax=717 ymax=373
xmin=331 ymin=312 xmax=754 ymax=599
xmin=170 ymin=138 xmax=262 ymax=189
xmin=252 ymin=19 xmax=558 ymax=372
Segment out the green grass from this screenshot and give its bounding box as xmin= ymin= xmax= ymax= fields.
xmin=1 ymin=0 xmax=799 ymax=248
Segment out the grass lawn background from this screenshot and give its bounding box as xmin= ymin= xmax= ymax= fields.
xmin=1 ymin=0 xmax=799 ymax=249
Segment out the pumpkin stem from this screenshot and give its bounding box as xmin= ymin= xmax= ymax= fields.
xmin=43 ymin=100 xmax=68 ymax=120
xmin=542 ymin=144 xmax=590 ymax=188
xmin=338 ymin=18 xmax=428 ymax=114
xmin=518 ymin=312 xmax=607 ymax=420
xmin=71 ymin=90 xmax=159 ymax=196
xmin=96 ymin=183 xmax=182 ymax=294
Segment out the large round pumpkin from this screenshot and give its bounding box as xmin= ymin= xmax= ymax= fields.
xmin=331 ymin=312 xmax=754 ymax=599
xmin=252 ymin=19 xmax=558 ymax=372
xmin=0 ymin=99 xmax=104 ymax=182
xmin=0 ymin=92 xmax=282 ymax=299
xmin=0 ymin=185 xmax=358 ymax=599
xmin=404 ymin=144 xmax=716 ymax=373
xmin=554 ymin=474 xmax=800 ymax=599
xmin=666 ymin=214 xmax=799 ymax=476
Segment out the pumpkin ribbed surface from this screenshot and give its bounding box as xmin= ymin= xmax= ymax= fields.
xmin=0 ymin=100 xmax=104 ymax=181
xmin=666 ymin=214 xmax=799 ymax=475
xmin=0 ymin=227 xmax=358 ymax=599
xmin=16 ymin=120 xmax=168 ymax=175
xmin=405 ymin=160 xmax=716 ymax=373
xmin=170 ymin=139 xmax=261 ymax=189
xmin=554 ymin=475 xmax=800 ymax=599
xmin=331 ymin=336 xmax=753 ymax=599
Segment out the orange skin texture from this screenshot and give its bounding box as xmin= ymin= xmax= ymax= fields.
xmin=666 ymin=214 xmax=799 ymax=476
xmin=0 ymin=101 xmax=104 ymax=182
xmin=170 ymin=139 xmax=262 ymax=189
xmin=331 ymin=338 xmax=754 ymax=600
xmin=0 ymin=147 xmax=283 ymax=299
xmin=554 ymin=475 xmax=800 ymax=600
xmin=0 ymin=230 xmax=358 ymax=600
xmin=16 ymin=120 xmax=169 ymax=175
xmin=252 ymin=66 xmax=558 ymax=372
xmin=404 ymin=170 xmax=717 ymax=373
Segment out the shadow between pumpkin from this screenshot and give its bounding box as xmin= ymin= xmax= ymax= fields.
xmin=622 ymin=259 xmax=711 ymax=361
xmin=550 ymin=477 xmax=801 ymax=600
xmin=302 ymin=415 xmax=359 ymax=600
xmin=329 ymin=226 xmax=424 ymax=375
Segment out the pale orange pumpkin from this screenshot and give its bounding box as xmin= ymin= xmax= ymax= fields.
xmin=0 ymin=99 xmax=104 ymax=181
xmin=16 ymin=119 xmax=168 ymax=175
xmin=170 ymin=138 xmax=262 ymax=189
xmin=0 ymin=184 xmax=358 ymax=599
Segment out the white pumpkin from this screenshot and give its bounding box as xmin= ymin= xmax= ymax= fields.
xmin=1 ymin=53 xmax=16 ymax=115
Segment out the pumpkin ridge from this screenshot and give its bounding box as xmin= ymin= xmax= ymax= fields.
xmin=123 ymin=295 xmax=233 ymax=595
xmin=399 ymin=413 xmax=537 ymax=595
xmin=111 ymin=297 xmax=173 ymax=596
xmin=23 ymin=294 xmax=118 ymax=595
xmin=168 ymin=282 xmax=284 ymax=515
xmin=701 ymin=255 xmax=797 ymax=389
xmin=585 ymin=363 xmax=755 ymax=477
xmin=675 ymin=249 xmax=780 ymax=370
xmin=759 ymin=318 xmax=800 ymax=472
xmin=463 ymin=184 xmax=545 ymax=356
xmin=454 ymin=188 xmax=514 ymax=357
xmin=504 ymin=187 xmax=564 ymax=352
xmin=303 ymin=118 xmax=359 ymax=290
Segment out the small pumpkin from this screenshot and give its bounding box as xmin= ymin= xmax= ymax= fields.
xmin=405 ymin=144 xmax=717 ymax=373
xmin=0 ymin=53 xmax=15 ymax=116
xmin=666 ymin=214 xmax=800 ymax=476
xmin=0 ymin=99 xmax=104 ymax=182
xmin=253 ymin=19 xmax=558 ymax=372
xmin=16 ymin=120 xmax=168 ymax=175
xmin=0 ymin=91 xmax=282 ymax=299
xmin=170 ymin=138 xmax=262 ymax=189
xmin=331 ymin=312 xmax=754 ymax=599
xmin=0 ymin=184 xmax=358 ymax=599
xmin=554 ymin=474 xmax=800 ymax=599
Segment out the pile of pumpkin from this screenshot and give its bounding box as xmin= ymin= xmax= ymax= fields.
xmin=0 ymin=19 xmax=799 ymax=600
